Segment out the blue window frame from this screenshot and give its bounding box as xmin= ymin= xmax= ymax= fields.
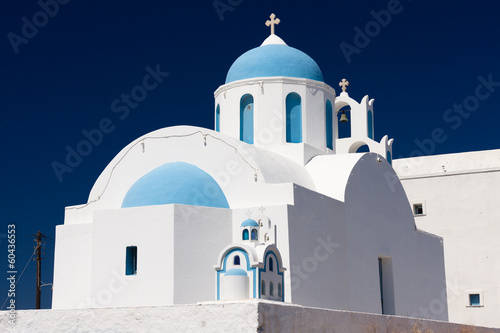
xmin=240 ymin=94 xmax=254 ymax=144
xmin=251 ymin=229 xmax=258 ymax=240
xmin=126 ymin=246 xmax=137 ymax=276
xmin=215 ymin=104 xmax=220 ymax=132
xmin=286 ymin=93 xmax=302 ymax=143
xmin=469 ymin=294 xmax=480 ymax=306
xmin=326 ymin=100 xmax=333 ymax=149
xmin=242 ymin=229 xmax=249 ymax=240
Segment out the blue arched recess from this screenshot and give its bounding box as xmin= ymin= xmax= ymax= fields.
xmin=215 ymin=104 xmax=220 ymax=132
xmin=326 ymin=100 xmax=333 ymax=149
xmin=286 ymin=93 xmax=302 ymax=143
xmin=367 ymin=110 xmax=373 ymax=139
xmin=122 ymin=162 xmax=230 ymax=209
xmin=240 ymin=94 xmax=254 ymax=144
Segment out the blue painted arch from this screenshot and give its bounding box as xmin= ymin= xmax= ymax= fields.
xmin=122 ymin=162 xmax=229 ymax=209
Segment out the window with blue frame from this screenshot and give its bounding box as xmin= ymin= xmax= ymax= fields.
xmin=234 ymin=255 xmax=240 ymax=265
xmin=215 ymin=104 xmax=220 ymax=132
xmin=251 ymin=229 xmax=258 ymax=240
xmin=240 ymin=94 xmax=254 ymax=144
xmin=326 ymin=100 xmax=333 ymax=149
xmin=125 ymin=246 xmax=137 ymax=276
xmin=286 ymin=93 xmax=302 ymax=143
xmin=242 ymin=229 xmax=249 ymax=240
xmin=469 ymin=294 xmax=480 ymax=306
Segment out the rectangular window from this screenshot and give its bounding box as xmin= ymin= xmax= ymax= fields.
xmin=126 ymin=246 xmax=137 ymax=276
xmin=413 ymin=204 xmax=423 ymax=216
xmin=469 ymin=294 xmax=480 ymax=306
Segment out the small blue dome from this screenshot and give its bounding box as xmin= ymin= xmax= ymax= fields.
xmin=225 ymin=268 xmax=248 ymax=276
xmin=241 ymin=219 xmax=259 ymax=228
xmin=122 ymin=162 xmax=229 ymax=209
xmin=226 ymin=44 xmax=324 ymax=84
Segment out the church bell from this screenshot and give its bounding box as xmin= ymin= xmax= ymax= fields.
xmin=339 ymin=111 xmax=349 ymax=123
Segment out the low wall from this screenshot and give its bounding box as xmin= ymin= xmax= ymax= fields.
xmin=1 ymin=300 xmax=498 ymax=333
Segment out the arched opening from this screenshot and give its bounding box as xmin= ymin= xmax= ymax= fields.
xmin=286 ymin=93 xmax=302 ymax=143
xmin=356 ymin=145 xmax=370 ymax=153
xmin=251 ymin=229 xmax=258 ymax=240
xmin=270 ymin=281 xmax=274 ymax=296
xmin=242 ymin=229 xmax=249 ymax=240
xmin=326 ymin=100 xmax=333 ymax=149
xmin=337 ymin=106 xmax=351 ymax=139
xmin=261 ymin=280 xmax=266 ymax=295
xmin=278 ymin=283 xmax=282 ymax=298
xmin=269 ymin=257 xmax=274 ymax=272
xmin=233 ymin=255 xmax=240 ymax=265
xmin=386 ymin=151 xmax=392 ymax=164
xmin=215 ymin=104 xmax=220 ymax=132
xmin=367 ymin=110 xmax=373 ymax=139
xmin=240 ymin=94 xmax=254 ymax=144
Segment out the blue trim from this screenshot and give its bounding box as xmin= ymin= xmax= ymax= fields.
xmin=286 ymin=93 xmax=302 ymax=143
xmin=326 ymin=100 xmax=333 ymax=149
xmin=242 ymin=229 xmax=249 ymax=240
xmin=215 ymin=104 xmax=220 ymax=132
xmin=216 ymin=248 xmax=257 ymax=300
xmin=258 ymin=251 xmax=285 ymax=301
xmin=240 ymin=94 xmax=254 ymax=144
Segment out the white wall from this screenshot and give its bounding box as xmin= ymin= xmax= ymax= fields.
xmin=4 ymin=300 xmax=499 ymax=333
xmin=394 ymin=150 xmax=500 ymax=328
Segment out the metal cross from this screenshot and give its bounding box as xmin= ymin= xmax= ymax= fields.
xmin=265 ymin=13 xmax=280 ymax=35
xmin=339 ymin=78 xmax=349 ymax=92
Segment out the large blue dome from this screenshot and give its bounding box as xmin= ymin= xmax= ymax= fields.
xmin=122 ymin=162 xmax=229 ymax=209
xmin=225 ymin=40 xmax=324 ymax=84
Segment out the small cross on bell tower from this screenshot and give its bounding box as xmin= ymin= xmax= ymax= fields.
xmin=265 ymin=13 xmax=280 ymax=35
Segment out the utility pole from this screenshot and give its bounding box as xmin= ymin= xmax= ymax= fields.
xmin=34 ymin=231 xmax=42 ymax=309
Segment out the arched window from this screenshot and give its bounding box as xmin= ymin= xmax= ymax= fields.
xmin=367 ymin=110 xmax=373 ymax=139
xmin=386 ymin=151 xmax=392 ymax=165
xmin=326 ymin=100 xmax=333 ymax=149
xmin=251 ymin=229 xmax=258 ymax=240
xmin=278 ymin=283 xmax=282 ymax=298
xmin=215 ymin=104 xmax=220 ymax=132
xmin=286 ymin=93 xmax=302 ymax=143
xmin=240 ymin=94 xmax=254 ymax=144
xmin=269 ymin=257 xmax=274 ymax=272
xmin=261 ymin=280 xmax=266 ymax=295
xmin=233 ymin=255 xmax=240 ymax=265
xmin=270 ymin=281 xmax=274 ymax=296
xmin=242 ymin=229 xmax=249 ymax=240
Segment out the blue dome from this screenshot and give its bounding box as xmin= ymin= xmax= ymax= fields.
xmin=241 ymin=219 xmax=259 ymax=227
xmin=225 ymin=268 xmax=248 ymax=276
xmin=122 ymin=162 xmax=229 ymax=209
xmin=226 ymin=44 xmax=324 ymax=84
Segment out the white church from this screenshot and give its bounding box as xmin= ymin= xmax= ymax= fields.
xmin=52 ymin=14 xmax=459 ymax=323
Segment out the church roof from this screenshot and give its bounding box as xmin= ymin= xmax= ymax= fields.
xmin=241 ymin=219 xmax=259 ymax=227
xmin=121 ymin=161 xmax=230 ymax=209
xmin=225 ymin=35 xmax=324 ymax=84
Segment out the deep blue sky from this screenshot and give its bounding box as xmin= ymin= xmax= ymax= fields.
xmin=1 ymin=0 xmax=499 ymax=310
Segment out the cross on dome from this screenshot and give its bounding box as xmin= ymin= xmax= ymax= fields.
xmin=339 ymin=78 xmax=349 ymax=93
xmin=265 ymin=13 xmax=280 ymax=35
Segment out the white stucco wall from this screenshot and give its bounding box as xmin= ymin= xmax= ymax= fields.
xmin=3 ymin=300 xmax=498 ymax=333
xmin=394 ymin=150 xmax=500 ymax=328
